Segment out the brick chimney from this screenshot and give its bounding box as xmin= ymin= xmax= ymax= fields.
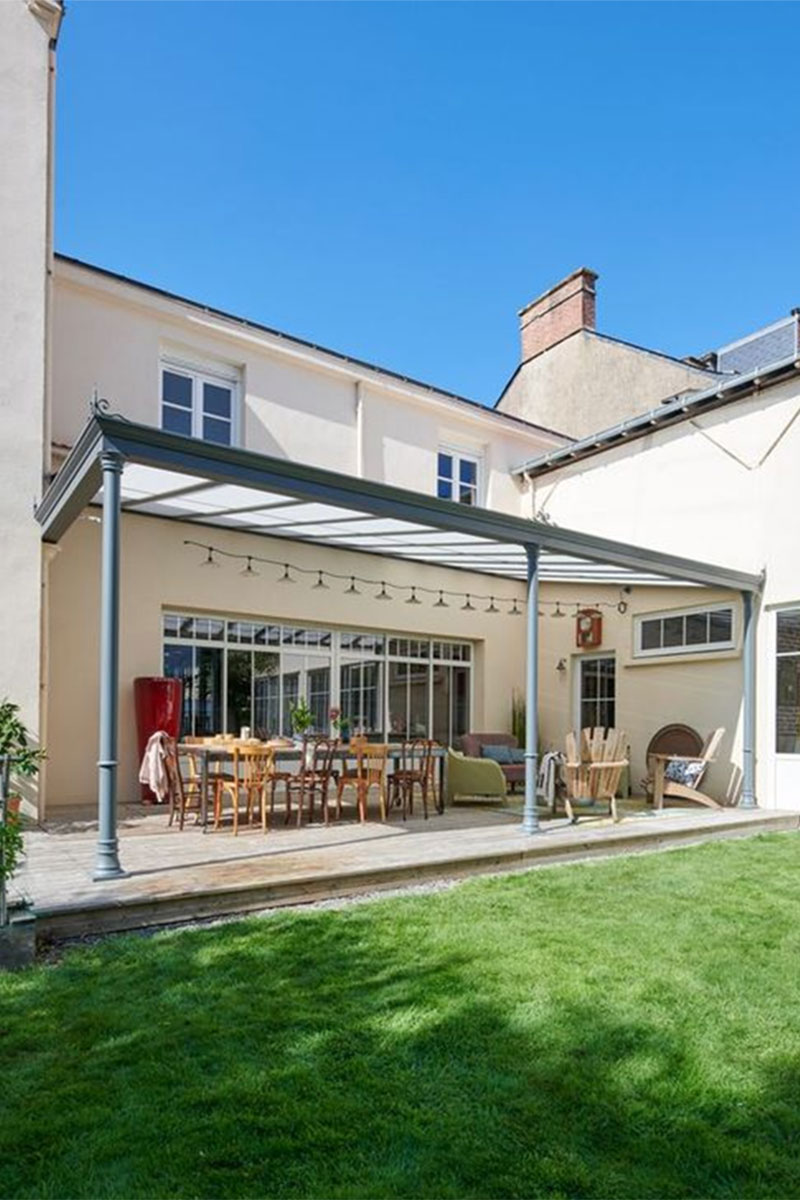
xmin=519 ymin=267 xmax=598 ymax=362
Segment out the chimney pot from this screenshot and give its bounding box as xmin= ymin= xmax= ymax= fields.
xmin=519 ymin=267 xmax=598 ymax=362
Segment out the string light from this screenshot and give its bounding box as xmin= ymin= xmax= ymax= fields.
xmin=185 ymin=540 xmax=626 ymax=619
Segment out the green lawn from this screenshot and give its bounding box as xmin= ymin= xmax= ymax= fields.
xmin=1 ymin=835 xmax=799 ymax=1199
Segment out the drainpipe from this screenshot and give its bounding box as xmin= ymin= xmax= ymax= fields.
xmin=740 ymin=589 xmax=757 ymax=808
xmin=522 ymin=544 xmax=540 ymax=833
xmin=93 ymin=449 xmax=126 ymax=879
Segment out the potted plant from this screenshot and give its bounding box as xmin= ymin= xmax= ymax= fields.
xmin=329 ymin=707 xmax=351 ymax=744
xmin=289 ymin=697 xmax=315 ymax=740
xmin=0 ymin=700 xmax=44 ymax=970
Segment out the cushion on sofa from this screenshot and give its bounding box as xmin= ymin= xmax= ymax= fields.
xmin=509 ymin=749 xmax=526 ymax=764
xmin=481 ymin=744 xmax=512 ymax=764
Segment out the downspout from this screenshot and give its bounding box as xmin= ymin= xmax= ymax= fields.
xmin=740 ymin=590 xmax=757 ymax=808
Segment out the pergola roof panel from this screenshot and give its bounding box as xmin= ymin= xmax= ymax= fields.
xmin=36 ymin=412 xmax=763 ymax=594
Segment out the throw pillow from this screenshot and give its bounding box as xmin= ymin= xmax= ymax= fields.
xmin=482 ymin=744 xmax=512 ymax=764
xmin=509 ymin=749 xmax=526 ymax=764
xmin=665 ymin=759 xmax=705 ymax=788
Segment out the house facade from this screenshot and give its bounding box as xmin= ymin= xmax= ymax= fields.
xmin=1 ymin=0 xmax=783 ymax=824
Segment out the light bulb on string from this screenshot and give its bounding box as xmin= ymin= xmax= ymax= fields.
xmin=200 ymin=546 xmax=219 ymax=569
xmin=406 ymin=587 xmax=421 ymax=606
xmin=486 ymin=596 xmax=499 ymax=614
xmin=240 ymin=556 xmax=259 ymax=578
xmin=376 ymin=582 xmax=392 ymax=601
xmin=434 ymin=590 xmax=449 ymax=609
xmin=345 ymin=576 xmax=361 ymax=595
xmin=509 ymin=600 xmax=522 ymax=616
xmin=313 ymin=570 xmax=329 ymax=590
xmin=278 ymin=563 xmax=295 ymax=584
xmin=552 ymin=602 xmax=566 ymax=618
xmin=461 ymin=594 xmax=475 ymax=612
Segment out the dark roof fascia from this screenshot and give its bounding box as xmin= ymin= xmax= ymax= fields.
xmin=35 ymin=409 xmax=763 ymax=592
xmin=54 ymin=253 xmax=569 ymax=444
xmin=513 ymin=354 xmax=800 ymax=479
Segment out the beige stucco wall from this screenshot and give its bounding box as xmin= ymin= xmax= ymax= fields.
xmin=52 ymin=261 xmax=563 ymax=515
xmin=537 ymin=582 xmax=743 ymax=803
xmin=45 ymin=512 xmax=530 ymax=809
xmin=0 ymin=3 xmax=59 ymax=792
xmin=532 ymin=376 xmax=800 ymax=809
xmin=497 ymin=331 xmax=716 ymax=441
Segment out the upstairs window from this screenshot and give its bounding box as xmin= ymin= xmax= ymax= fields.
xmin=437 ymin=447 xmax=480 ymax=505
xmin=634 ymin=604 xmax=735 ymax=658
xmin=161 ymin=359 xmax=237 ymax=446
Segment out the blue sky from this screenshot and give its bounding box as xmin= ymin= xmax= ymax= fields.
xmin=56 ymin=2 xmax=800 ymax=404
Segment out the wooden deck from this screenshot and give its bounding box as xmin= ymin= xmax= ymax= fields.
xmin=14 ymin=801 xmax=798 ymax=939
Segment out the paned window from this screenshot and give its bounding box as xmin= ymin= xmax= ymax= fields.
xmin=161 ymin=360 xmax=237 ymax=446
xmin=578 ymin=656 xmax=616 ymax=730
xmin=437 ymin=448 xmax=480 ymax=505
xmin=776 ymin=609 xmax=800 ymax=754
xmin=634 ymin=605 xmax=735 ymax=658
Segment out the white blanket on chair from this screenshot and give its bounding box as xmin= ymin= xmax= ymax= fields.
xmin=138 ymin=730 xmax=170 ymax=804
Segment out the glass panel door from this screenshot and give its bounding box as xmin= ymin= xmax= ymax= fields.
xmin=577 ymin=656 xmax=616 ymax=730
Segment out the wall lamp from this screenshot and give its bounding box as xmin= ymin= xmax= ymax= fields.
xmin=556 ymin=658 xmax=567 ymax=674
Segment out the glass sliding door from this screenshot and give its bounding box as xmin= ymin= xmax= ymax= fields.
xmin=253 ymin=652 xmax=280 ymax=739
xmin=432 ymin=662 xmax=471 ymax=746
xmin=340 ymin=660 xmax=383 ymax=736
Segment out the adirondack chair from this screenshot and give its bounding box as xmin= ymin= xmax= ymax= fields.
xmin=563 ymin=727 xmax=629 ymax=824
xmin=651 ymin=727 xmax=725 ymax=810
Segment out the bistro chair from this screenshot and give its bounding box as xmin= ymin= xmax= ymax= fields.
xmin=286 ymin=737 xmax=339 ymax=826
xmin=334 ymin=735 xmax=369 ymax=818
xmin=389 ymin=738 xmax=435 ymax=819
xmin=164 ymin=736 xmax=199 ymax=831
xmin=354 ymin=743 xmax=389 ymax=823
xmin=213 ymin=744 xmax=256 ymax=835
xmin=239 ymin=743 xmax=276 ymax=832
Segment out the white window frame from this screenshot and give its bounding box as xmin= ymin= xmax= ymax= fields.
xmin=160 ymin=355 xmax=240 ymax=447
xmin=633 ymin=602 xmax=736 ymax=660
xmin=162 ymin=612 xmax=473 ymax=744
xmin=436 ymin=444 xmax=482 ymax=506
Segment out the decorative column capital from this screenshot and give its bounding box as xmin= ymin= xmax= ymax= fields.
xmin=98 ymin=449 xmax=125 ymax=475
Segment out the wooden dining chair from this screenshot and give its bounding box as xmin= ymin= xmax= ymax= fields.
xmin=354 ymin=743 xmax=389 ymax=823
xmin=164 ymin=736 xmax=196 ymax=831
xmin=389 ymin=739 xmax=434 ymax=819
xmin=239 ymin=744 xmax=276 ymax=832
xmin=213 ymin=745 xmax=247 ymax=835
xmin=334 ymin=736 xmax=368 ymax=818
xmin=286 ymin=737 xmax=339 ymax=826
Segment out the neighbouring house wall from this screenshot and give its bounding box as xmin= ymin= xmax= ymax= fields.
xmin=532 ymin=375 xmax=800 ymax=809
xmin=538 ymin=582 xmax=743 ymax=803
xmin=51 ymin=262 xmax=563 ymax=516
xmin=45 ymin=513 xmax=529 ymax=809
xmin=0 ymin=3 xmax=59 ymax=798
xmin=497 ymin=331 xmax=716 ymax=441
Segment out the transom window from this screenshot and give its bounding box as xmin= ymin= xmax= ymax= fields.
xmin=161 ymin=360 xmax=237 ymax=446
xmin=634 ymin=604 xmax=735 ymax=659
xmin=437 ymin=447 xmax=480 ymax=505
xmin=162 ymin=613 xmax=472 ymax=745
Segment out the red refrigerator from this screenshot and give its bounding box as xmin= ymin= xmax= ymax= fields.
xmin=134 ymin=676 xmax=183 ymax=802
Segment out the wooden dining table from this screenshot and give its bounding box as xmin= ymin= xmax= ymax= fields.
xmin=177 ymin=740 xmax=446 ymax=829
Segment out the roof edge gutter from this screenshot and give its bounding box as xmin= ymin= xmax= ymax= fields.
xmin=512 ymin=354 xmax=800 ymax=479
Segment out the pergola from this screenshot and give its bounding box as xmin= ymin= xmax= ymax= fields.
xmin=36 ymin=406 xmax=763 ymax=879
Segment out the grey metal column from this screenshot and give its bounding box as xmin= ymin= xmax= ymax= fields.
xmin=740 ymin=589 xmax=757 ymax=808
xmin=94 ymin=449 xmax=126 ymax=879
xmin=522 ymin=544 xmax=540 ymax=834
